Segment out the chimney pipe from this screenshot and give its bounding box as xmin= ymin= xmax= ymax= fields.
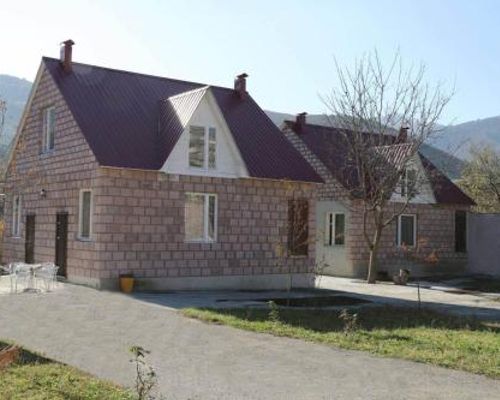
xmin=234 ymin=73 xmax=248 ymax=99
xmin=397 ymin=126 xmax=409 ymax=143
xmin=295 ymin=112 xmax=307 ymax=133
xmin=60 ymin=39 xmax=75 ymax=73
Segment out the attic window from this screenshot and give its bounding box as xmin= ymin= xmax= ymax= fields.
xmin=400 ymin=168 xmax=417 ymax=198
xmin=189 ymin=126 xmax=216 ymax=169
xmin=43 ymin=107 xmax=56 ymax=152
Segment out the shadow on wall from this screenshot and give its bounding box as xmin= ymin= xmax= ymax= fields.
xmin=468 ymin=213 xmax=500 ymax=277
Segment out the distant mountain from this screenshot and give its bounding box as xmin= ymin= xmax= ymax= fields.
xmin=0 ymin=74 xmax=32 ymax=146
xmin=265 ymin=111 xmax=467 ymax=180
xmin=436 ymin=117 xmax=500 ymax=158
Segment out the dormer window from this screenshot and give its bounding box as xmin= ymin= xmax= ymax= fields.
xmin=189 ymin=126 xmax=216 ymax=169
xmin=43 ymin=107 xmax=56 ymax=152
xmin=400 ymin=168 xmax=417 ymax=198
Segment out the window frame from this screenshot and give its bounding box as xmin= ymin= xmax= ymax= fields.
xmin=184 ymin=192 xmax=218 ymax=243
xmin=396 ymin=213 xmax=417 ymax=247
xmin=78 ymin=189 xmax=93 ymax=241
xmin=400 ymin=168 xmax=418 ymax=198
xmin=324 ymin=212 xmax=346 ymax=246
xmin=188 ymin=125 xmax=217 ymax=170
xmin=454 ymin=210 xmax=467 ymax=253
xmin=12 ymin=195 xmax=22 ymax=238
xmin=288 ymin=199 xmax=309 ymax=256
xmin=42 ymin=106 xmax=56 ymax=153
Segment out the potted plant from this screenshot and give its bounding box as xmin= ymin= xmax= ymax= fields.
xmin=393 ymin=268 xmax=410 ymax=285
xmin=119 ymin=273 xmax=134 ymax=294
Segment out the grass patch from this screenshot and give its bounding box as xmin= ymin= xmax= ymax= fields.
xmin=461 ymin=278 xmax=500 ymax=294
xmin=182 ymin=306 xmax=500 ymax=378
xmin=0 ymin=341 xmax=133 ymax=400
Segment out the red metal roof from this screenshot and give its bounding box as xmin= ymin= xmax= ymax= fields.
xmin=43 ymin=57 xmax=322 ymax=183
xmin=285 ymin=121 xmax=474 ymax=206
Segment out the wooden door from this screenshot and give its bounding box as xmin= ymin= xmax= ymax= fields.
xmin=25 ymin=214 xmax=35 ymax=264
xmin=55 ymin=212 xmax=68 ymax=277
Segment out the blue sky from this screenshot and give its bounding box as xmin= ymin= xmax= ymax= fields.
xmin=1 ymin=0 xmax=499 ymax=123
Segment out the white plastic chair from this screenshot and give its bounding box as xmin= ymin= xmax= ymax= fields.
xmin=13 ymin=263 xmax=32 ymax=293
xmin=35 ymin=263 xmax=59 ymax=291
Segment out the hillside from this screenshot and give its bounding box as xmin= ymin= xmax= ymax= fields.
xmin=0 ymin=74 xmax=31 ymax=146
xmin=434 ymin=116 xmax=500 ymax=158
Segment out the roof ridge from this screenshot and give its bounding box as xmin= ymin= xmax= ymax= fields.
xmin=42 ymin=56 xmax=235 ymax=93
xmin=283 ymin=119 xmax=339 ymax=130
xmin=164 ymin=85 xmax=211 ymax=102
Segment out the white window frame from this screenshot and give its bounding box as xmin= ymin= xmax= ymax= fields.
xmin=188 ymin=125 xmax=217 ymax=170
xmin=397 ymin=214 xmax=417 ymax=247
xmin=43 ymin=106 xmax=56 ymax=152
xmin=324 ymin=212 xmax=345 ymax=246
xmin=400 ymin=168 xmax=418 ymax=198
xmin=78 ymin=189 xmax=93 ymax=240
xmin=184 ymin=192 xmax=217 ymax=243
xmin=12 ymin=195 xmax=22 ymax=238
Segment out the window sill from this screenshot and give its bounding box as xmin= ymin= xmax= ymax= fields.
xmin=11 ymin=236 xmax=22 ymax=240
xmin=77 ymin=237 xmax=93 ymax=243
xmin=40 ymin=150 xmax=55 ymax=157
xmin=185 ymin=239 xmax=217 ymax=244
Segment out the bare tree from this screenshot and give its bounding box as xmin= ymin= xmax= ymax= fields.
xmin=323 ymin=51 xmax=452 ymax=283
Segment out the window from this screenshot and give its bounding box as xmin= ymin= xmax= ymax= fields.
xmin=185 ymin=193 xmax=217 ymax=242
xmin=455 ymin=210 xmax=467 ymax=252
xmin=43 ymin=107 xmax=56 ymax=152
xmin=188 ymin=125 xmax=216 ymax=169
xmin=288 ymin=199 xmax=309 ymax=256
xmin=78 ymin=190 xmax=93 ymax=239
xmin=397 ymin=214 xmax=417 ymax=247
xmin=325 ymin=212 xmax=345 ymax=246
xmin=12 ymin=195 xmax=21 ymax=237
xmin=400 ymin=168 xmax=417 ymax=198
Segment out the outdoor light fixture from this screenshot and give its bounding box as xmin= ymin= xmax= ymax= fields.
xmin=39 ymin=189 xmax=47 ymax=198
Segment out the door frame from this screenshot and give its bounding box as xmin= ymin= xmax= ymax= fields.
xmin=55 ymin=212 xmax=68 ymax=278
xmin=25 ymin=214 xmax=36 ymax=264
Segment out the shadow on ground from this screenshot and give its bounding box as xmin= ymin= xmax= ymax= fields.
xmin=0 ymin=341 xmax=53 ymax=366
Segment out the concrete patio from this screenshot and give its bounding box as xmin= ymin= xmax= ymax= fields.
xmin=316 ymin=276 xmax=500 ymax=320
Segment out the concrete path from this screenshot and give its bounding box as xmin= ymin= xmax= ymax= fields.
xmin=1 ymin=283 xmax=499 ymax=399
xmin=317 ymin=276 xmax=500 ymax=320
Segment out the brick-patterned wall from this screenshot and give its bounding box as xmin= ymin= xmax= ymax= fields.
xmin=349 ymin=201 xmax=468 ymax=275
xmin=93 ymin=167 xmax=317 ymax=281
xmin=2 ymin=64 xmax=100 ymax=281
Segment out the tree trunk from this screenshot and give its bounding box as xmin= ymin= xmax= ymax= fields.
xmin=367 ymin=227 xmax=382 ymax=284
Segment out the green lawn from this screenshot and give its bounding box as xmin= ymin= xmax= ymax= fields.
xmin=183 ymin=306 xmax=500 ymax=378
xmin=461 ymin=278 xmax=500 ymax=294
xmin=0 ymin=342 xmax=133 ymax=400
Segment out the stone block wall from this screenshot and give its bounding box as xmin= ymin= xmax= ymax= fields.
xmin=93 ymin=167 xmax=318 ymax=286
xmin=2 ymin=65 xmax=100 ymax=282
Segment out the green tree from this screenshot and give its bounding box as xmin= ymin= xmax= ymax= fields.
xmin=461 ymin=145 xmax=500 ymax=212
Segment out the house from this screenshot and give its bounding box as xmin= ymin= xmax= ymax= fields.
xmin=282 ymin=114 xmax=475 ymax=278
xmin=2 ymin=40 xmax=323 ymax=290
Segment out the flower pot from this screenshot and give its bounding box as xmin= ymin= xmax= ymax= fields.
xmin=119 ymin=276 xmax=134 ymax=293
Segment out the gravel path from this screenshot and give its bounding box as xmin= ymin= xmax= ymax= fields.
xmin=0 ymin=282 xmax=499 ymax=400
